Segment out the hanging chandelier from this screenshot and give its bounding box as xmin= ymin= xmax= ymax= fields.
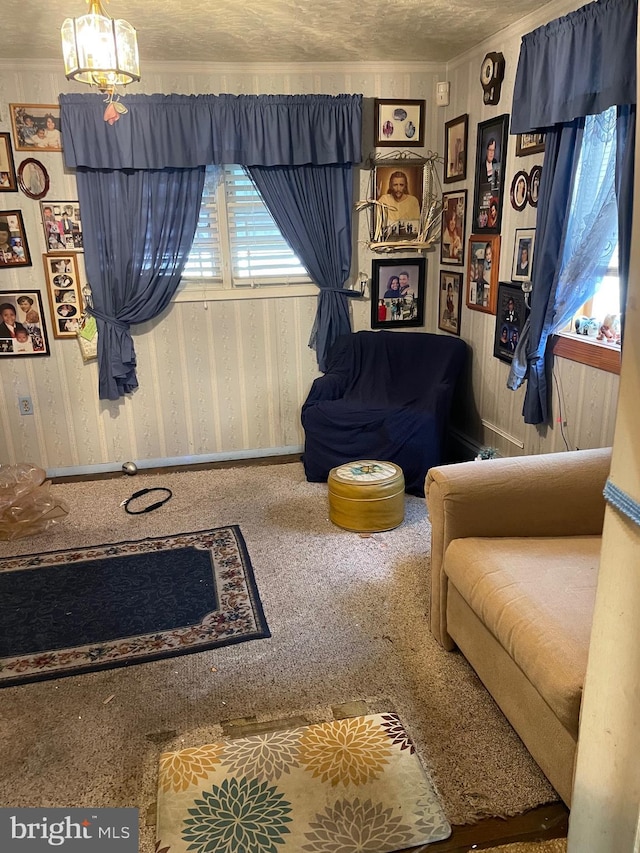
xmin=61 ymin=0 xmax=140 ymax=94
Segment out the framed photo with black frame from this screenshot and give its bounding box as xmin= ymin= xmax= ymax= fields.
xmin=494 ymin=281 xmax=529 ymax=363
xmin=472 ymin=114 xmax=509 ymax=234
xmin=0 ymin=290 xmax=49 ymax=356
xmin=371 ymin=257 xmax=426 ymax=328
xmin=443 ymin=114 xmax=468 ymax=183
xmin=440 ymin=189 xmax=467 ymax=266
xmin=438 ymin=270 xmax=463 ymax=336
xmin=373 ymin=99 xmax=425 ymax=148
xmin=0 ymin=134 xmax=17 ymax=193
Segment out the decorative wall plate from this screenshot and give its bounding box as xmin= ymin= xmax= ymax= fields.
xmin=17 ymin=158 xmax=49 ymax=200
xmin=510 ymin=171 xmax=528 ymax=212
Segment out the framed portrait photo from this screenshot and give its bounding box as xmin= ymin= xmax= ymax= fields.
xmin=472 ymin=114 xmax=509 ymax=234
xmin=17 ymin=158 xmax=49 ymax=201
xmin=10 ymin=104 xmax=63 ymax=153
xmin=511 ymin=228 xmax=535 ymax=283
xmin=0 ymin=134 xmax=18 ymax=193
xmin=516 ymin=132 xmax=545 ymax=157
xmin=370 ymin=257 xmax=426 ymax=329
xmin=494 ymin=281 xmax=530 ymax=363
xmin=528 ymin=165 xmax=542 ymax=208
xmin=0 ymin=210 xmax=31 ymax=268
xmin=42 ymin=253 xmax=83 ymax=338
xmin=466 ymin=234 xmax=500 ymax=314
xmin=373 ymin=163 xmax=425 ymax=244
xmin=374 ymin=99 xmax=425 ymax=148
xmin=438 ymin=270 xmax=463 ymax=336
xmin=510 ymin=170 xmax=528 ymax=212
xmin=0 ymin=290 xmax=49 ymax=357
xmin=40 ymin=200 xmax=83 ymax=252
xmin=444 ymin=114 xmax=468 ymax=183
xmin=440 ymin=189 xmax=467 ymax=266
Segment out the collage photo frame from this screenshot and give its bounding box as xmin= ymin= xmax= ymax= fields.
xmin=42 ymin=253 xmax=83 ymax=338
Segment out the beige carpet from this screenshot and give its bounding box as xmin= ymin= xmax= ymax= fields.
xmin=480 ymin=840 xmax=567 ymax=853
xmin=0 ymin=461 xmax=557 ymax=852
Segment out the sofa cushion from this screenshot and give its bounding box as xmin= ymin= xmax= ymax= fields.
xmin=444 ymin=536 xmax=600 ymax=737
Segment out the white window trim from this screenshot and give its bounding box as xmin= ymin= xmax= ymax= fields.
xmin=174 ymin=281 xmax=319 ymax=302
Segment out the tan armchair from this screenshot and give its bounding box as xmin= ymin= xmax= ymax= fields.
xmin=425 ymin=447 xmax=611 ymax=804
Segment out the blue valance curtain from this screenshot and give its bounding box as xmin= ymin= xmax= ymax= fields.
xmin=507 ymin=0 xmax=636 ymax=425
xmin=59 ymin=93 xmax=363 ymax=399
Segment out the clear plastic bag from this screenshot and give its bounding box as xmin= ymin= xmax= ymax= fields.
xmin=0 ymin=463 xmax=69 ymax=540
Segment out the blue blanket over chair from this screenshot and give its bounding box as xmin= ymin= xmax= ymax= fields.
xmin=301 ymin=330 xmax=467 ymax=496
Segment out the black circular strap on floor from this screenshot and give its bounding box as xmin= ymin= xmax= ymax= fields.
xmin=122 ymin=487 xmax=173 ymax=514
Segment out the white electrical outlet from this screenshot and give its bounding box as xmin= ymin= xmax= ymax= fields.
xmin=18 ymin=396 xmax=33 ymax=416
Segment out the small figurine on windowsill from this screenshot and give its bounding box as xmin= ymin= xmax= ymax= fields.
xmin=597 ymin=313 xmax=620 ymax=344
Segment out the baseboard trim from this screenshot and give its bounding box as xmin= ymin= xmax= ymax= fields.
xmin=47 ymin=446 xmax=303 ymax=480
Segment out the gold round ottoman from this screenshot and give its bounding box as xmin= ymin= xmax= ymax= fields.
xmin=327 ymin=460 xmax=405 ymax=533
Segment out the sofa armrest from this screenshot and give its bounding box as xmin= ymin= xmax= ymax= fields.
xmin=426 ymin=447 xmax=611 ymax=649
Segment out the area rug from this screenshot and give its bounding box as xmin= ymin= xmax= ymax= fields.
xmin=156 ymin=712 xmax=451 ymax=853
xmin=0 ymin=526 xmax=270 ymax=687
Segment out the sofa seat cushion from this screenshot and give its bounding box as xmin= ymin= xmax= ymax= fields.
xmin=444 ymin=536 xmax=600 ymax=737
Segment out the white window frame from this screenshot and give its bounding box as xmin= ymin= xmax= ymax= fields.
xmin=176 ymin=166 xmax=317 ymax=303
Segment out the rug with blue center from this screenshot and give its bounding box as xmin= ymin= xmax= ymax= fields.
xmin=156 ymin=713 xmax=451 ymax=853
xmin=0 ymin=526 xmax=269 ymax=687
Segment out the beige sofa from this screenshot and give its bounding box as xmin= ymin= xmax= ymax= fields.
xmin=426 ymin=447 xmax=611 ymax=805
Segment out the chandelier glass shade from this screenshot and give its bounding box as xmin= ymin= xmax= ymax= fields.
xmin=61 ymin=0 xmax=140 ymax=92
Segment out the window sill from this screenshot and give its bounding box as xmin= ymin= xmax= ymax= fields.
xmin=552 ymin=333 xmax=621 ymax=374
xmin=174 ymin=283 xmax=318 ymax=302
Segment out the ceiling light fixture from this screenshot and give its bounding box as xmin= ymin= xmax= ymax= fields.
xmin=61 ymin=0 xmax=140 ymax=94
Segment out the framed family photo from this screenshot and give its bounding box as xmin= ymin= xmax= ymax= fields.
xmin=42 ymin=253 xmax=83 ymax=338
xmin=438 ymin=270 xmax=463 ymax=336
xmin=10 ymin=104 xmax=63 ymax=152
xmin=444 ymin=114 xmax=468 ymax=183
xmin=511 ymin=228 xmax=535 ymax=282
xmin=373 ymin=163 xmax=424 ymax=244
xmin=40 ymin=200 xmax=83 ymax=252
xmin=371 ymin=257 xmax=426 ymax=328
xmin=472 ymin=114 xmax=509 ymax=234
xmin=528 ymin=165 xmax=542 ymax=208
xmin=0 ymin=210 xmax=31 ymax=267
xmin=0 ymin=134 xmax=17 ymax=193
xmin=516 ymin=132 xmax=545 ymax=157
xmin=0 ymin=290 xmax=49 ymax=357
xmin=494 ymin=281 xmax=529 ymax=363
xmin=440 ymin=189 xmax=467 ymax=266
xmin=466 ymin=234 xmax=500 ymax=314
xmin=373 ymin=99 xmax=425 ymax=148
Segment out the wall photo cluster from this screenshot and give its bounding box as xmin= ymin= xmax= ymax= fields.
xmin=1 ymin=102 xmax=85 ymax=358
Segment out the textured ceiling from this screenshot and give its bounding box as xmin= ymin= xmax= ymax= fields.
xmin=4 ymin=0 xmax=545 ymax=64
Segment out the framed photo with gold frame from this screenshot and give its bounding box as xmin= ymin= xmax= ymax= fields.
xmin=9 ymin=104 xmax=63 ymax=152
xmin=40 ymin=200 xmax=83 ymax=252
xmin=42 ymin=253 xmax=83 ymax=338
xmin=516 ymin=132 xmax=545 ymax=157
xmin=373 ymin=163 xmax=425 ymax=244
xmin=466 ymin=234 xmax=500 ymax=314
xmin=0 ymin=210 xmax=31 ymax=267
xmin=440 ymin=189 xmax=467 ymax=266
xmin=0 ymin=134 xmax=17 ymax=193
xmin=374 ymin=99 xmax=425 ymax=148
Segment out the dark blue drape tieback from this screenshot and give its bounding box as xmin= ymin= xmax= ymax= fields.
xmin=318 ymin=288 xmax=362 ymax=297
xmin=86 ymin=306 xmax=130 ymax=330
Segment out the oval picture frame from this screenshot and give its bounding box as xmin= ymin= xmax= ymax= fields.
xmin=17 ymin=158 xmax=50 ymax=201
xmin=528 ymin=164 xmax=542 ymax=208
xmin=510 ymin=170 xmax=528 ymax=212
